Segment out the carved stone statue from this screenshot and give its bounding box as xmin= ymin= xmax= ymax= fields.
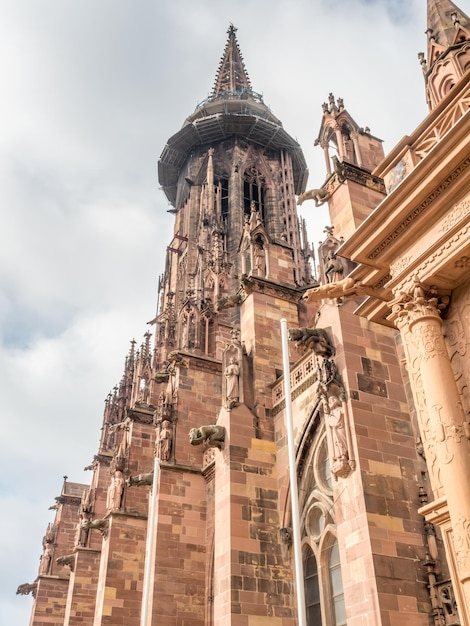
xmin=324 ymin=394 xmax=355 ymax=479
xmin=156 ymin=420 xmax=173 ymax=461
xmin=106 ymin=470 xmax=124 ymax=511
xmin=324 ymin=251 xmax=344 ymax=283
xmin=189 ymin=425 xmax=225 ymax=450
xmin=225 ymin=357 xmax=240 ymax=408
xmin=253 ymin=241 xmax=266 ymax=277
xmin=126 ymin=471 xmax=154 ymax=487
xmin=326 ymin=396 xmax=348 ymax=461
xmin=39 ymin=544 xmax=53 ymax=575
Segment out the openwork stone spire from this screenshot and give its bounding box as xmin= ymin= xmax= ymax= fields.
xmin=212 ymin=24 xmax=252 ymax=95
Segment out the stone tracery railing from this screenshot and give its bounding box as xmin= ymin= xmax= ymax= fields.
xmin=272 ymin=352 xmax=318 ymax=414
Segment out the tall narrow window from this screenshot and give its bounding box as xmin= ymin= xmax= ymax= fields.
xmin=304 ymin=547 xmax=322 ymax=625
xmin=329 ymin=541 xmax=346 ymax=626
xmin=243 ymin=167 xmax=266 ymax=220
xmin=220 ymin=178 xmax=229 ymax=223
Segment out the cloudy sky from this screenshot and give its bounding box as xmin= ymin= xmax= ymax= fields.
xmin=0 ymin=0 xmax=445 ymax=621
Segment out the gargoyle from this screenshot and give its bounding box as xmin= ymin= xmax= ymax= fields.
xmin=216 ymin=294 xmax=242 ymax=311
xmin=288 ymin=327 xmax=335 ymax=357
xmin=126 ymin=471 xmax=154 ymax=487
xmin=297 ymin=187 xmax=328 ymax=207
xmin=16 ymin=582 xmax=37 ymax=597
xmin=56 ymin=554 xmax=75 ymax=570
xmin=81 ymin=518 xmax=109 ymax=538
xmin=303 ymin=277 xmax=373 ymax=302
xmin=189 ymin=425 xmax=225 ymax=450
xmin=332 ymin=155 xmax=346 ymax=183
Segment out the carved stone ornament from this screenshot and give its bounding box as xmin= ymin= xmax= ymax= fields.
xmin=188 ymin=425 xmax=225 ymax=450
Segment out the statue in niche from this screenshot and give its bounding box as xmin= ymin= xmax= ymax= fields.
xmin=138 ymin=376 xmax=150 ymax=404
xmin=326 ymin=395 xmax=348 ymax=461
xmin=39 ymin=544 xmax=53 ymax=575
xmin=324 ymin=251 xmax=344 ymax=283
xmin=156 ymin=420 xmax=173 ymax=461
xmin=106 ymin=470 xmax=124 ymax=511
xmin=253 ymin=240 xmax=266 ymax=277
xmin=324 ymin=394 xmax=355 ymax=479
xmin=225 ymin=356 xmax=240 ymax=408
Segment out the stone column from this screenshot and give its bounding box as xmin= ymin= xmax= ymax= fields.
xmin=350 ymin=131 xmax=363 ymax=167
xmin=390 ymin=280 xmax=470 ymax=620
xmin=334 ymin=124 xmax=344 ymax=160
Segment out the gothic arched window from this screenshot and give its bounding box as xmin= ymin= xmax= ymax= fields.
xmin=243 ymin=166 xmax=266 ymax=220
xmin=329 ymin=541 xmax=346 ymax=626
xmin=304 ymin=546 xmax=322 ymax=625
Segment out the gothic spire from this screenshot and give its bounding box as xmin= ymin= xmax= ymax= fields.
xmin=426 ymin=0 xmax=470 ymax=62
xmin=212 ymin=24 xmax=252 ymax=96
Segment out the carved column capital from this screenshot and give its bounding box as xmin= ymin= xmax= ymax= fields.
xmin=389 ymin=278 xmax=449 ymax=332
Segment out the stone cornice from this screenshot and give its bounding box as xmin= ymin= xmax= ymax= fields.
xmin=240 ymin=275 xmax=305 ymax=304
xmin=166 ymin=349 xmax=222 ymax=374
xmin=127 ymin=407 xmax=155 ymax=425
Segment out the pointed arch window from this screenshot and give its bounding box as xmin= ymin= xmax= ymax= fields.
xmin=329 ymin=541 xmax=346 ymax=626
xmin=243 ymin=167 xmax=266 ymax=220
xmin=304 ymin=547 xmax=322 ymax=625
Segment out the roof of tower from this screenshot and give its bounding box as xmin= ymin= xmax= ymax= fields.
xmin=426 ymin=0 xmax=470 ymax=58
xmin=212 ymin=24 xmax=252 ymax=96
xmin=158 ymin=26 xmax=308 ymax=207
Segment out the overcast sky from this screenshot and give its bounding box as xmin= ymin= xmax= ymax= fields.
xmin=0 ymin=0 xmax=450 ymax=621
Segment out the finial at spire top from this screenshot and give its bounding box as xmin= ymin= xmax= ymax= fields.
xmin=228 ymin=23 xmax=237 ymax=35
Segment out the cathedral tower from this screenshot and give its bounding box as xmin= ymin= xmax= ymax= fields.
xmin=20 ymin=4 xmax=470 ymax=625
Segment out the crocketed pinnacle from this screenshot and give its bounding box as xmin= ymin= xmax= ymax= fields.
xmin=212 ymin=24 xmax=252 ymax=95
